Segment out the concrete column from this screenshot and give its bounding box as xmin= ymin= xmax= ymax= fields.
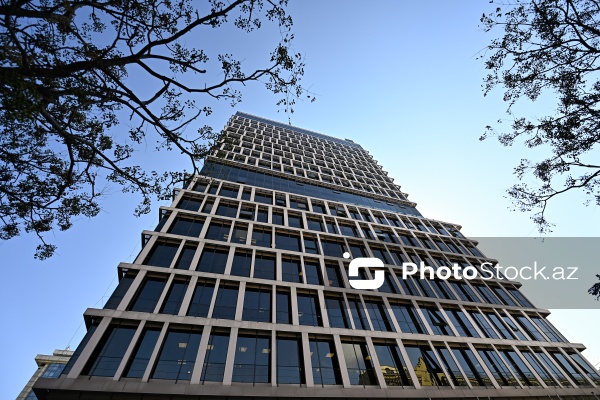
xmin=301 ymin=332 xmax=314 ymax=388
xmin=271 ymin=330 xmax=277 ymax=387
xmin=191 ymin=325 xmax=212 ymax=384
xmin=178 ymin=275 xmax=198 ymax=317
xmin=235 ymin=281 xmax=246 ymax=321
xmin=222 ymin=327 xmax=239 ymax=385
xmin=317 ymin=289 xmax=329 ymax=328
xmin=333 ymin=335 xmax=351 ymax=388
xmin=207 ymin=278 xmax=220 ymax=318
xmin=290 ymin=286 xmax=299 ymax=326
xmin=153 ymin=273 xmax=174 ymax=314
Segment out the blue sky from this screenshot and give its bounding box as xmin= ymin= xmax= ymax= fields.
xmin=2 ymin=1 xmax=599 ymax=397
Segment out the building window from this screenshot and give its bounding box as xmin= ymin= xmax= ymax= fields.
xmin=211 ymin=284 xmax=239 ymax=320
xmin=256 ymin=207 xmax=268 ymax=222
xmin=378 ymin=273 xmax=399 ymax=294
xmin=397 ymin=275 xmax=420 ymax=296
xmin=309 ymin=337 xmax=342 ymax=385
xmin=342 ymin=339 xmax=377 ymax=386
xmin=252 ymin=226 xmax=272 ymax=248
xmin=186 ymin=280 xmax=215 ymax=318
xmin=521 ymin=350 xmax=560 ymax=386
xmin=500 ymin=349 xmax=540 ymax=386
xmin=530 ymin=317 xmax=565 ymax=342
xmin=304 ymin=260 xmax=323 ymax=285
xmin=83 ymin=323 xmax=137 ymax=377
xmin=272 ymin=210 xmax=284 ymax=225
xmin=389 ymin=303 xmax=425 ymax=334
xmin=422 ymin=307 xmax=453 ymax=336
xmin=124 ymin=327 xmax=161 ymax=378
xmin=534 ymin=350 xmax=571 ymax=386
xmin=41 ymin=363 xmax=67 ymax=378
xmin=325 ymin=296 xmax=350 ymax=329
xmin=196 ymin=247 xmax=229 ymax=274
xmin=277 ymin=337 xmax=305 ymax=384
xmin=219 ymin=185 xmax=239 ymax=198
xmin=254 ymin=191 xmax=273 ymax=205
xmin=201 ymin=331 xmax=230 ymax=382
xmin=288 ymin=212 xmax=304 ymax=229
xmin=478 ymin=349 xmax=517 ymax=386
xmin=568 ymin=352 xmax=600 ymax=385
xmin=446 ymin=309 xmax=479 ymax=338
xmin=347 ymin=297 xmax=369 ymax=330
xmin=144 ymin=242 xmax=179 ymax=268
xmin=104 ymin=271 xmax=136 ymax=310
xmin=168 ymin=216 xmax=204 ymax=237
xmin=281 ymin=257 xmax=302 ymax=283
xmin=129 ymin=277 xmax=167 ymax=313
xmin=276 ymin=290 xmax=292 ymax=324
xmin=448 ymin=280 xmax=480 ymax=302
xmin=232 ymin=332 xmax=271 ymax=383
xmin=485 ymin=312 xmax=515 ymax=340
xmin=205 ymin=220 xmax=231 ymax=242
xmin=325 ymin=263 xmax=344 ymax=287
xmin=307 ymin=217 xmax=325 ymax=232
xmin=470 ymin=311 xmax=500 ymax=339
xmin=303 ymin=235 xmax=319 ymax=254
xmin=254 ymin=253 xmax=276 ymax=280
xmin=549 ymin=351 xmax=587 ymax=385
xmin=177 ymin=196 xmax=202 ymax=211
xmin=276 ymin=231 xmax=301 ymax=252
xmin=231 ymin=224 xmax=247 ymax=244
xmin=373 ymin=343 xmax=413 ymax=387
xmin=242 ymin=286 xmax=272 ymax=323
xmin=297 ymin=292 xmax=322 ymax=326
xmin=230 ymin=251 xmax=251 ymax=277
xmin=152 ymin=327 xmax=202 ymax=381
xmin=160 ymin=279 xmax=189 ymax=315
xmin=364 ymin=300 xmax=394 ymax=332
xmin=451 ymin=347 xmax=492 ymax=386
xmin=339 ymin=223 xmax=358 ymax=237
xmin=174 ymin=245 xmax=197 ymax=270
xmin=434 ymin=345 xmax=468 ymax=386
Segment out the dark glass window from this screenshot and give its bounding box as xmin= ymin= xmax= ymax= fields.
xmin=311 ymin=202 xmax=326 ymax=214
xmin=61 ymin=322 xmax=98 ymax=376
xmin=478 ymin=349 xmax=516 ymax=386
xmin=160 ymin=280 xmax=188 ymax=315
xmin=144 ymin=242 xmax=179 ymax=268
xmin=390 ymin=303 xmax=425 ymax=334
xmin=429 ymin=280 xmax=456 ymax=300
xmin=508 ymin=288 xmax=534 ymax=308
xmin=277 ymin=337 xmax=305 ymax=384
xmin=492 ymin=286 xmax=517 ymax=306
xmin=304 ymin=236 xmax=320 ymax=254
xmin=124 ymin=327 xmax=161 ymax=378
xmin=196 ymin=247 xmax=228 ymax=274
xmin=129 ymin=277 xmax=167 ymax=313
xmin=174 ymin=245 xmax=197 ymax=270
xmin=254 ymin=253 xmax=276 ymax=280
xmin=83 ymin=324 xmax=136 ymax=377
xmin=321 ymin=238 xmax=344 ymax=257
xmin=422 ymin=307 xmax=453 ymax=336
xmin=325 ymin=296 xmax=350 ymax=329
xmin=168 ymin=217 xmax=203 ymax=237
xmin=502 ymin=316 xmax=529 ymax=340
xmin=281 ymin=257 xmax=302 ymax=283
xmin=307 ymin=217 xmax=325 ymax=232
xmin=241 ymin=189 xmax=252 ymax=200
xmin=205 ymin=220 xmax=231 ymax=241
xmin=339 ymin=223 xmax=358 ymax=237
xmin=516 ymin=315 xmax=545 ymax=341
xmin=470 ymin=311 xmax=500 ymax=339
xmin=549 ymin=351 xmax=587 ymax=385
xmin=177 ymin=196 xmax=202 ymax=211
xmin=373 ymin=343 xmax=413 ymax=386
xmin=201 ymin=332 xmax=230 ymax=382
xmin=451 ymin=347 xmax=492 ymax=386
xmin=104 ymin=272 xmax=136 ymax=310
xmin=288 ymin=213 xmax=303 ymax=228
xmin=297 ymin=293 xmax=322 ymax=326
xmin=568 ymin=352 xmax=600 ymax=385
xmin=348 ymin=298 xmax=369 ymax=330
xmin=446 ymin=309 xmax=479 ymax=337
xmin=192 ymin=181 xmax=208 ymax=192
xmin=342 ymin=340 xmax=377 ymax=386
xmin=201 ymin=199 xmax=214 ymax=213
xmin=405 ymin=345 xmax=450 ymax=386
xmin=276 ymin=291 xmax=292 ymax=324
xmin=252 ymin=227 xmax=272 ymax=248
xmin=232 ymin=333 xmax=271 ymax=383
xmin=521 ymin=350 xmax=559 ymax=386
xmin=152 ymin=327 xmax=202 ymax=381
xmin=448 ymin=280 xmax=480 ymax=302
xmin=231 ymin=224 xmax=247 ymax=244
xmin=242 ymin=287 xmax=272 ymax=323
xmin=186 ymin=281 xmax=214 ymax=318
xmin=207 ymin=183 xmax=218 ymax=194
xmin=230 ymin=251 xmax=251 ymax=277
xmin=325 ymin=264 xmax=343 ymax=287
xmin=219 ymin=186 xmax=239 ymax=198
xmin=348 ymin=242 xmax=366 ymax=258
xmin=272 ymin=210 xmax=284 ymax=225
xmin=212 ymin=284 xmax=238 ymax=320
xmin=276 ymin=231 xmax=301 ymax=252
xmin=500 ymin=349 xmax=540 ymax=386
xmin=535 ymin=350 xmax=571 ymax=386
xmin=254 ymin=191 xmax=273 ymax=204
xmin=364 ymin=300 xmax=394 ymax=332
xmin=325 ymin=220 xmax=339 ymax=234
xmin=398 ymin=275 xmax=421 ymax=296
xmin=239 ymin=206 xmax=254 ymax=220
xmin=256 ymin=207 xmax=268 ymax=222
xmin=304 ymin=261 xmax=323 ymax=285
xmin=434 ymin=346 xmax=468 ymax=386
xmin=473 ymin=284 xmax=502 ymax=305
xmin=485 ymin=312 xmax=515 ymax=339
xmin=310 ymin=338 xmax=342 ymax=385
xmin=371 ymin=247 xmax=393 ymax=264
xmin=531 ymin=317 xmax=565 ymax=342
xmin=378 ymin=273 xmax=399 ymax=294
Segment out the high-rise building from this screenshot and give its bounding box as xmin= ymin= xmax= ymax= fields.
xmin=34 ymin=112 xmax=600 ymax=399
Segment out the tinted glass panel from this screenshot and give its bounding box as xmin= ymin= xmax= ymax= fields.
xmin=124 ymin=328 xmax=161 ymax=378
xmin=152 ymin=328 xmax=201 ymax=381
